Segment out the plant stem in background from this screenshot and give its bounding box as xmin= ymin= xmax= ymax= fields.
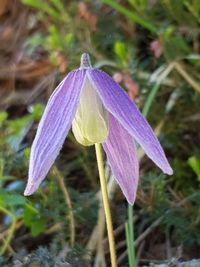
xmin=174 ymin=62 xmax=200 ymax=93
xmin=126 ymin=82 xmax=162 ymax=266
xmin=53 ymin=166 xmax=75 ymax=247
xmin=142 ymin=83 xmax=160 ymax=117
xmin=95 ymin=143 xmax=117 ymax=267
xmin=0 ymin=207 xmax=16 ymax=255
xmin=125 ymin=205 xmax=136 ymax=267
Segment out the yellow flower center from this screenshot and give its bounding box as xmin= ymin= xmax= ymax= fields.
xmin=72 ymin=77 xmax=109 ymax=146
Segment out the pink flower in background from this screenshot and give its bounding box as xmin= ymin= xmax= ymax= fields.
xmin=150 ymin=39 xmax=163 ymax=58
xmin=113 ymin=71 xmax=139 ymax=100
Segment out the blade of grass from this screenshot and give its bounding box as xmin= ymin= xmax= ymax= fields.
xmin=142 ymin=83 xmax=160 ymax=117
xmin=21 ymin=0 xmax=61 ymax=20
xmin=143 ymin=62 xmax=176 ymax=116
xmin=102 ymin=0 xmax=157 ymax=34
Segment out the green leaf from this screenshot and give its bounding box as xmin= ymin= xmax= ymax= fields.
xmin=128 ymin=0 xmax=147 ymax=11
xmin=114 ymin=41 xmax=128 ymax=67
xmin=0 ymin=175 xmax=16 ymax=182
xmin=31 ymin=218 xmax=46 ymax=236
xmin=21 ymin=0 xmax=61 ymax=20
xmin=23 ymin=205 xmax=46 ymax=237
xmin=64 ymin=33 xmax=74 ymax=45
xmin=188 ymin=156 xmax=200 ymax=180
xmin=0 ymin=158 xmax=4 ymax=176
xmin=0 ymin=190 xmax=26 ymax=207
xmin=46 ymin=25 xmax=63 ymax=50
xmin=49 ymin=0 xmax=65 ymax=14
xmin=8 ymin=116 xmax=32 ymax=136
xmin=6 ymin=115 xmax=33 ymax=150
xmin=0 ymin=111 xmax=8 ymax=127
xmin=29 ymin=103 xmax=44 ymax=120
xmin=24 ymin=147 xmax=31 ymax=159
xmin=25 ymin=33 xmax=45 ymax=55
xmin=163 ymin=28 xmax=191 ymax=59
xmin=23 ymin=205 xmax=38 ymax=225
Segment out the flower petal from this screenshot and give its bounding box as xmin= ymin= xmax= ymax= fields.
xmin=103 ymin=114 xmax=139 ymax=204
xmin=24 ymin=69 xmax=86 ymax=195
xmin=87 ymin=69 xmax=173 ymax=175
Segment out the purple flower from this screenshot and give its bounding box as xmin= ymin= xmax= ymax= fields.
xmin=24 ymin=53 xmax=173 ymax=204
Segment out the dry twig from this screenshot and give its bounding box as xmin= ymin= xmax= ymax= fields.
xmin=52 ymin=166 xmax=75 ymax=247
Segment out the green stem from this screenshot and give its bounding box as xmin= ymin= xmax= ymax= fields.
xmin=129 ymin=205 xmax=136 ymax=267
xmin=126 ymin=82 xmax=161 ymax=266
xmin=142 ymin=83 xmax=160 ymax=117
xmin=0 ymin=207 xmax=16 ymax=255
xmin=126 ymin=204 xmax=136 ymax=267
xmin=95 ymin=143 xmax=117 ymax=267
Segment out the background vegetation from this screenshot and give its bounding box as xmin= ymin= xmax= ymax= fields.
xmin=0 ymin=0 xmax=200 ymax=266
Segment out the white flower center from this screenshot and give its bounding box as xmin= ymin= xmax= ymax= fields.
xmin=72 ymin=77 xmax=109 ymax=146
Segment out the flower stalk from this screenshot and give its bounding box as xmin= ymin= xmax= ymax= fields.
xmin=95 ymin=143 xmax=117 ymax=267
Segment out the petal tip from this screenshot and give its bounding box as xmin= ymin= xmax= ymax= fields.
xmin=165 ymin=167 xmax=173 ymax=176
xmin=121 ymin=186 xmax=137 ymax=205
xmin=24 ymin=181 xmax=37 ymax=196
xmin=126 ymin=195 xmax=136 ymax=205
xmin=162 ymin=162 xmax=173 ymax=175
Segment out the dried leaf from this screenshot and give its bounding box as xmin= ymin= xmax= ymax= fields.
xmin=78 ymin=2 xmax=97 ymax=31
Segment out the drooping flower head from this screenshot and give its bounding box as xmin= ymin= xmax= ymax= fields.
xmin=24 ymin=53 xmax=173 ymax=204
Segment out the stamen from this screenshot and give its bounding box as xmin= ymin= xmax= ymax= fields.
xmin=80 ymin=53 xmax=92 ymax=68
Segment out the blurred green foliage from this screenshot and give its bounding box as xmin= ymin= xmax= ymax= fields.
xmin=0 ymin=0 xmax=200 ymax=264
xmin=0 ymin=103 xmax=98 ymax=261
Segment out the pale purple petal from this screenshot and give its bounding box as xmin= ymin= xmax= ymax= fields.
xmin=87 ymin=69 xmax=173 ymax=175
xmin=103 ymin=114 xmax=139 ymax=204
xmin=24 ymin=69 xmax=86 ymax=195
